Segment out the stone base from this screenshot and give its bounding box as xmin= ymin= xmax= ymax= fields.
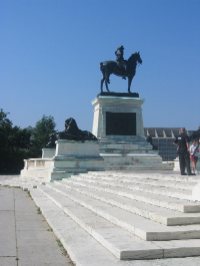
xmin=92 ymin=94 xmax=172 ymax=171
xmin=92 ymin=95 xmax=145 ymax=139
xmin=21 ymin=140 xmax=105 ymax=181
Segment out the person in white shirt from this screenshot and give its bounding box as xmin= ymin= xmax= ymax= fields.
xmin=189 ymin=139 xmax=199 ymax=174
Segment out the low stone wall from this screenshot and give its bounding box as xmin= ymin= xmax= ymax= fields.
xmin=23 ymin=158 xmax=53 ymax=170
xmin=42 ymin=148 xmax=55 ymax=158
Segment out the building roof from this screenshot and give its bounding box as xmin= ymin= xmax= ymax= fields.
xmin=144 ymin=127 xmax=186 ymax=138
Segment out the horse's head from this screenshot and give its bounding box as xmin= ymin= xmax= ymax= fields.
xmin=128 ymin=52 xmax=142 ymax=65
xmin=136 ymin=52 xmax=142 ymax=64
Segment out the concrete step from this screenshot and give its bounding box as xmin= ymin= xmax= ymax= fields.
xmin=35 ymin=185 xmax=164 ymax=260
xmin=63 ymin=178 xmax=200 ymax=213
xmin=80 ymin=172 xmax=197 ymax=190
xmin=54 ymin=180 xmax=200 ymax=226
xmin=72 ymin=175 xmax=192 ymax=200
xmin=50 ymin=168 xmax=88 ymax=180
xmin=73 ymin=174 xmax=192 ymax=199
xmin=29 ymin=188 xmax=128 ymax=265
xmin=87 ymin=171 xmax=200 ymax=182
xmin=20 ymin=168 xmax=52 ymax=180
xmin=31 ymin=184 xmax=200 ymax=261
xmin=44 ymin=182 xmax=200 ymax=241
xmin=99 ymin=141 xmax=152 ymax=150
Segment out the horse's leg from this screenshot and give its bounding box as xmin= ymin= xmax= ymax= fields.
xmin=128 ymin=76 xmax=133 ymax=93
xmin=100 ymin=77 xmax=105 ymax=92
xmin=105 ymin=74 xmax=110 ymax=92
xmin=105 ymin=79 xmax=109 ymax=92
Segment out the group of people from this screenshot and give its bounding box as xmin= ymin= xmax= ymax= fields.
xmin=174 ymin=128 xmax=200 ymax=175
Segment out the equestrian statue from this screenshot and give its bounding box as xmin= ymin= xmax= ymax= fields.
xmin=100 ymin=46 xmax=142 ymax=93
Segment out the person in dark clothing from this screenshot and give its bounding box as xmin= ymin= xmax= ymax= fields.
xmin=174 ymin=128 xmax=193 ymax=175
xmin=115 ymin=45 xmax=126 ymax=79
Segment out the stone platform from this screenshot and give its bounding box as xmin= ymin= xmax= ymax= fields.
xmin=21 ymin=140 xmax=104 ymax=181
xmin=2 ymin=171 xmax=200 ymax=265
xmin=21 ymin=94 xmax=172 ymax=180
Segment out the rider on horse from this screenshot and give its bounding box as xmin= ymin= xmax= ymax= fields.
xmin=115 ymin=45 xmax=126 ymax=79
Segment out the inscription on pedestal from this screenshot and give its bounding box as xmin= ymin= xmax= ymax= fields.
xmin=106 ymin=112 xmax=136 ymax=135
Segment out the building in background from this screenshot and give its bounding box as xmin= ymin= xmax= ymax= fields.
xmin=144 ymin=128 xmax=195 ymax=161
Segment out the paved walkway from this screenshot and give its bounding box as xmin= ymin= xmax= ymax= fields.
xmin=0 ymin=185 xmax=74 ymax=266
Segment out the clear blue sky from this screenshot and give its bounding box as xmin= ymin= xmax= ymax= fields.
xmin=0 ymin=0 xmax=200 ymax=131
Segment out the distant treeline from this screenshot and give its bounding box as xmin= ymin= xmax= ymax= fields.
xmin=0 ymin=108 xmax=56 ymax=174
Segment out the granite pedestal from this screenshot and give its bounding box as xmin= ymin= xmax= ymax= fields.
xmin=92 ymin=94 xmax=170 ymax=170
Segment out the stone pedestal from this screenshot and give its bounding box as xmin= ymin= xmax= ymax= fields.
xmin=92 ymin=94 xmax=170 ymax=170
xmin=92 ymin=95 xmax=144 ymax=139
xmin=50 ymin=140 xmax=104 ymax=179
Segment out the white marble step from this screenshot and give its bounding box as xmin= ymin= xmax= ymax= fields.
xmin=54 ymin=180 xmax=200 ymax=226
xmin=64 ymin=178 xmax=200 ymax=213
xmin=29 ymin=188 xmax=129 ymax=265
xmin=36 ymin=185 xmax=164 ymax=260
xmin=32 ymin=185 xmax=200 ymax=261
xmin=79 ymin=172 xmax=197 ymax=190
xmin=72 ymin=175 xmax=192 ymax=200
xmin=45 ymin=183 xmax=200 ymax=241
xmin=86 ymin=171 xmax=200 ymax=182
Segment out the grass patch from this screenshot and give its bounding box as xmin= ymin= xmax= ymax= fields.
xmin=37 ymin=207 xmax=42 ymax=214
xmin=56 ymin=239 xmax=68 ymax=257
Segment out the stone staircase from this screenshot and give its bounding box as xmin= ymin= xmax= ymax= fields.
xmin=26 ymin=171 xmax=200 ymax=265
xmin=99 ymin=138 xmax=172 ymax=171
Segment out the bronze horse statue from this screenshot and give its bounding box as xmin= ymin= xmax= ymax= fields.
xmin=100 ymin=52 xmax=142 ymax=93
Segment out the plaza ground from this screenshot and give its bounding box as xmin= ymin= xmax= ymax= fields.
xmin=0 ymin=181 xmax=74 ymax=266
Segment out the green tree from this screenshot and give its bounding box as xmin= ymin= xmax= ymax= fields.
xmin=0 ymin=110 xmax=56 ymax=173
xmin=0 ymin=109 xmax=32 ymax=173
xmin=31 ymin=115 xmax=56 ymax=157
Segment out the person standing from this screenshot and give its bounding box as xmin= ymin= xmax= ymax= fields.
xmin=190 ymin=139 xmax=199 ymax=174
xmin=174 ymin=128 xmax=193 ymax=175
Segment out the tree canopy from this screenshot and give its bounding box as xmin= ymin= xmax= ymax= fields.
xmin=0 ymin=109 xmax=56 ymax=174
